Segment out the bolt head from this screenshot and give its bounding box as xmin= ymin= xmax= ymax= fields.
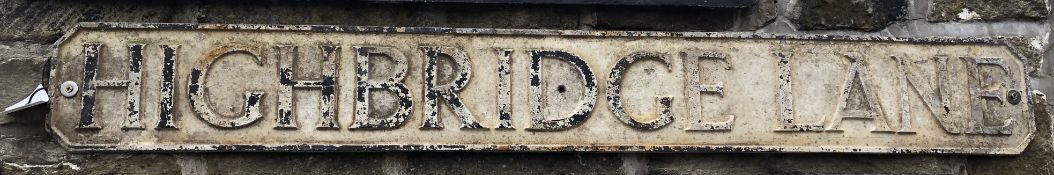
xmin=1007 ymin=90 xmax=1021 ymax=105
xmin=60 ymin=81 xmax=78 ymax=97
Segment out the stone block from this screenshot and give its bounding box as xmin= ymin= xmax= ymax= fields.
xmin=2 ymin=154 xmax=181 ymax=175
xmin=592 ymin=0 xmax=775 ymax=31
xmin=0 ymin=0 xmax=194 ymax=43
xmin=929 ymin=0 xmax=1047 ymax=22
xmin=0 ymin=59 xmax=45 ymax=116
xmin=406 ymin=153 xmax=623 ymax=174
xmin=649 ymin=154 xmax=963 ymax=174
xmin=440 ymin=4 xmax=581 ymax=29
xmin=794 ymin=0 xmax=908 ymax=31
xmin=196 ymin=1 xmax=416 ymax=27
xmin=1 ymin=112 xmax=179 ymax=175
xmin=202 ymin=153 xmax=388 ymax=175
xmin=593 ymin=6 xmax=739 ymax=31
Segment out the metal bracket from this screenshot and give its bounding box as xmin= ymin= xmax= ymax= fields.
xmin=2 ymin=84 xmax=49 ymax=115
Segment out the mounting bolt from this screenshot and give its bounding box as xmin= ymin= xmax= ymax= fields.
xmin=60 ymin=81 xmax=79 ymax=97
xmin=1007 ymin=90 xmax=1021 ymax=105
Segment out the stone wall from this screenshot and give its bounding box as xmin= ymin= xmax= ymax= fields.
xmin=0 ymin=0 xmax=1051 ymax=174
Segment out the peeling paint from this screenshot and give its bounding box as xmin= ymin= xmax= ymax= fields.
xmin=45 ymin=23 xmax=1038 ymax=154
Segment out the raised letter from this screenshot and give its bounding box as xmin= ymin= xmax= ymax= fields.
xmin=606 ymin=51 xmax=674 ymax=130
xmin=775 ymin=52 xmax=825 ymax=131
xmin=420 ymin=46 xmax=484 ymax=129
xmin=898 ymin=55 xmax=964 ymax=134
xmin=157 ymin=45 xmax=179 ymax=129
xmin=683 ymin=51 xmax=735 ymax=131
xmin=275 ymin=45 xmax=341 ymax=129
xmin=188 ymin=46 xmax=266 ymax=128
xmin=886 ymin=56 xmax=914 ymax=133
xmin=495 ymin=49 xmax=514 ymax=129
xmin=963 ymin=57 xmax=1016 ymax=135
xmin=825 ymin=55 xmax=893 ymax=132
xmin=78 ymin=44 xmax=143 ymax=130
xmin=349 ymin=46 xmax=413 ymax=129
xmin=528 ymin=50 xmax=597 ymax=131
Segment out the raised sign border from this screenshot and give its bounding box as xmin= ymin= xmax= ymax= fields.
xmin=47 ymin=22 xmax=1039 ymax=154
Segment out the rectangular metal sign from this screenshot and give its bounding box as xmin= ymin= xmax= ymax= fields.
xmin=47 ymin=23 xmax=1036 ymax=154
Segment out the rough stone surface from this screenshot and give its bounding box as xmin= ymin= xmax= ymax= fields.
xmin=591 ymin=1 xmax=776 ymax=31
xmin=1 ymin=107 xmax=180 ymax=175
xmin=196 ymin=1 xmax=587 ymax=29
xmin=2 ymin=154 xmax=181 ymax=175
xmin=0 ymin=0 xmax=773 ymax=42
xmin=794 ymin=0 xmax=908 ymax=31
xmin=0 ymin=42 xmax=48 ymax=118
xmin=406 ymin=153 xmax=623 ymax=174
xmin=965 ymin=93 xmax=1054 ymax=174
xmin=593 ymin=6 xmax=739 ymax=31
xmin=202 ymin=153 xmax=388 ymax=175
xmin=437 ymin=4 xmax=583 ymax=29
xmin=929 ymin=0 xmax=1048 ymax=22
xmin=734 ymin=0 xmax=778 ymax=30
xmin=649 ymin=154 xmax=965 ymax=174
xmin=0 ymin=0 xmax=194 ymax=43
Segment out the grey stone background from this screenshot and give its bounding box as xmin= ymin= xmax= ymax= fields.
xmin=0 ymin=0 xmax=1051 ymax=174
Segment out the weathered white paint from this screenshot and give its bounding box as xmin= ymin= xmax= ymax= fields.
xmin=46 ymin=23 xmax=1037 ymax=154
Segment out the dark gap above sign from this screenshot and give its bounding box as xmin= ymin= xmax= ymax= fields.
xmin=363 ymin=0 xmax=757 ymax=7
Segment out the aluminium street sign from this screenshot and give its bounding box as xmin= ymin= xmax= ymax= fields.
xmin=46 ymin=23 xmax=1036 ymax=153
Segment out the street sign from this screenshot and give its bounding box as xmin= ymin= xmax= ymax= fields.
xmin=47 ymin=23 xmax=1036 ymax=153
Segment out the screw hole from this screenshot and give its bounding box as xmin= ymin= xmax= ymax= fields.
xmin=557 ymin=85 xmax=566 ymax=93
xmin=1007 ymin=90 xmax=1021 ymax=105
